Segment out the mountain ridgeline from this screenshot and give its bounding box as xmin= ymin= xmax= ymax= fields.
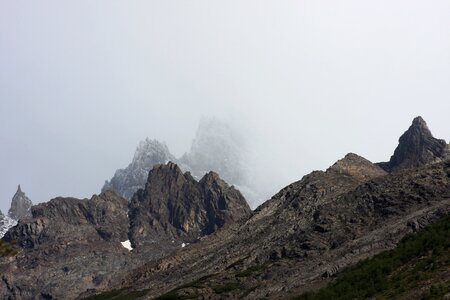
xmin=129 ymin=162 xmax=251 ymax=250
xmin=0 ymin=116 xmax=449 ymax=300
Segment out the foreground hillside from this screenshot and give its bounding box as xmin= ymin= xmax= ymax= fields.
xmin=295 ymin=214 xmax=450 ymax=300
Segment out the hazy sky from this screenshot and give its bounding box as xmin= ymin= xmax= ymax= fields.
xmin=1 ymin=1 xmax=449 ymax=212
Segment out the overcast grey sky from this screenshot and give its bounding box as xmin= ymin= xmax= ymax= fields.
xmin=1 ymin=0 xmax=449 ymax=212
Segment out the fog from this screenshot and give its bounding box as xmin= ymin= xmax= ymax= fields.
xmin=1 ymin=0 xmax=449 ymax=212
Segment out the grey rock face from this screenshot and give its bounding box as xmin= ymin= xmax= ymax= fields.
xmin=102 ymin=138 xmax=176 ymax=199
xmin=378 ymin=116 xmax=449 ymax=172
xmin=4 ymin=190 xmax=129 ymax=249
xmin=7 ymin=185 xmax=32 ymax=220
xmin=128 ymin=162 xmax=252 ymax=249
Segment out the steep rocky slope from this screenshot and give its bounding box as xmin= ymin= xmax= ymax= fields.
xmin=378 ymin=116 xmax=449 ymax=172
xmin=129 ymin=162 xmax=251 ymax=250
xmin=114 ymin=157 xmax=449 ymax=300
xmin=102 ymin=139 xmax=176 ymax=199
xmin=294 ymin=214 xmax=450 ymax=299
xmin=0 ymin=191 xmax=131 ymax=299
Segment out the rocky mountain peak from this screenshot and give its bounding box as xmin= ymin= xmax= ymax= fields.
xmin=128 ymin=162 xmax=251 ymax=250
xmin=328 ymin=153 xmax=387 ymax=182
xmin=411 ymin=115 xmax=428 ymax=127
xmin=8 ymin=184 xmax=33 ymax=220
xmin=102 ymin=138 xmax=176 ymax=199
xmin=378 ymin=116 xmax=448 ymax=172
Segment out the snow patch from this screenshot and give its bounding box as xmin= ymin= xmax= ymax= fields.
xmin=181 ymin=242 xmax=189 ymax=248
xmin=121 ymin=240 xmax=133 ymax=251
xmin=0 ymin=215 xmax=17 ymax=238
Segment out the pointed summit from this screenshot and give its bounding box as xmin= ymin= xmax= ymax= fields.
xmin=328 ymin=153 xmax=387 ymax=182
xmin=378 ymin=117 xmax=449 ymax=172
xmin=102 ymin=139 xmax=176 ymax=199
xmin=8 ymin=185 xmax=33 ymax=220
xmin=128 ymin=162 xmax=251 ymax=249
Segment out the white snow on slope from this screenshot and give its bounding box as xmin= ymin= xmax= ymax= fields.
xmin=121 ymin=240 xmax=133 ymax=251
xmin=0 ymin=215 xmax=17 ymax=238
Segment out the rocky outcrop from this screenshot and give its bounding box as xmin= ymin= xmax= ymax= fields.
xmin=0 ymin=185 xmax=30 ymax=238
xmin=128 ymin=162 xmax=252 ymax=249
xmin=0 ymin=191 xmax=132 ymax=299
xmin=102 ymin=138 xmax=176 ymax=199
xmin=378 ymin=116 xmax=449 ymax=172
xmin=8 ymin=185 xmax=32 ymax=220
xmin=3 ymin=190 xmax=128 ymax=249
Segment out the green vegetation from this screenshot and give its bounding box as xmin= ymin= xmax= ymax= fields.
xmin=82 ymin=288 xmax=148 ymax=300
xmin=0 ymin=240 xmax=17 ymax=257
xmin=294 ymin=214 xmax=450 ymax=300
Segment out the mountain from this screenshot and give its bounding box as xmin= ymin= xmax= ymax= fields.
xmin=378 ymin=116 xmax=449 ymax=172
xmin=0 ymin=185 xmax=31 ymax=238
xmin=1 ymin=116 xmax=449 ymax=300
xmin=84 ymin=117 xmax=448 ymax=299
xmin=0 ymin=163 xmax=251 ymax=299
xmin=103 ymin=118 xmax=258 ymax=206
xmin=8 ymin=185 xmax=32 ymax=220
xmin=129 ymin=162 xmax=251 ymax=250
xmin=116 ymin=156 xmax=450 ymax=300
xmin=179 ymin=117 xmax=249 ymax=187
xmin=102 ymin=139 xmax=176 ymax=199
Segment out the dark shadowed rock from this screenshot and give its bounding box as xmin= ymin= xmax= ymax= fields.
xmin=378 ymin=116 xmax=449 ymax=172
xmin=7 ymin=185 xmax=32 ymax=220
xmin=102 ymin=139 xmax=176 ymax=199
xmin=128 ymin=162 xmax=252 ymax=249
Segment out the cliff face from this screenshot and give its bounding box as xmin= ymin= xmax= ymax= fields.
xmin=378 ymin=116 xmax=449 ymax=172
xmin=128 ymin=162 xmax=252 ymax=249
